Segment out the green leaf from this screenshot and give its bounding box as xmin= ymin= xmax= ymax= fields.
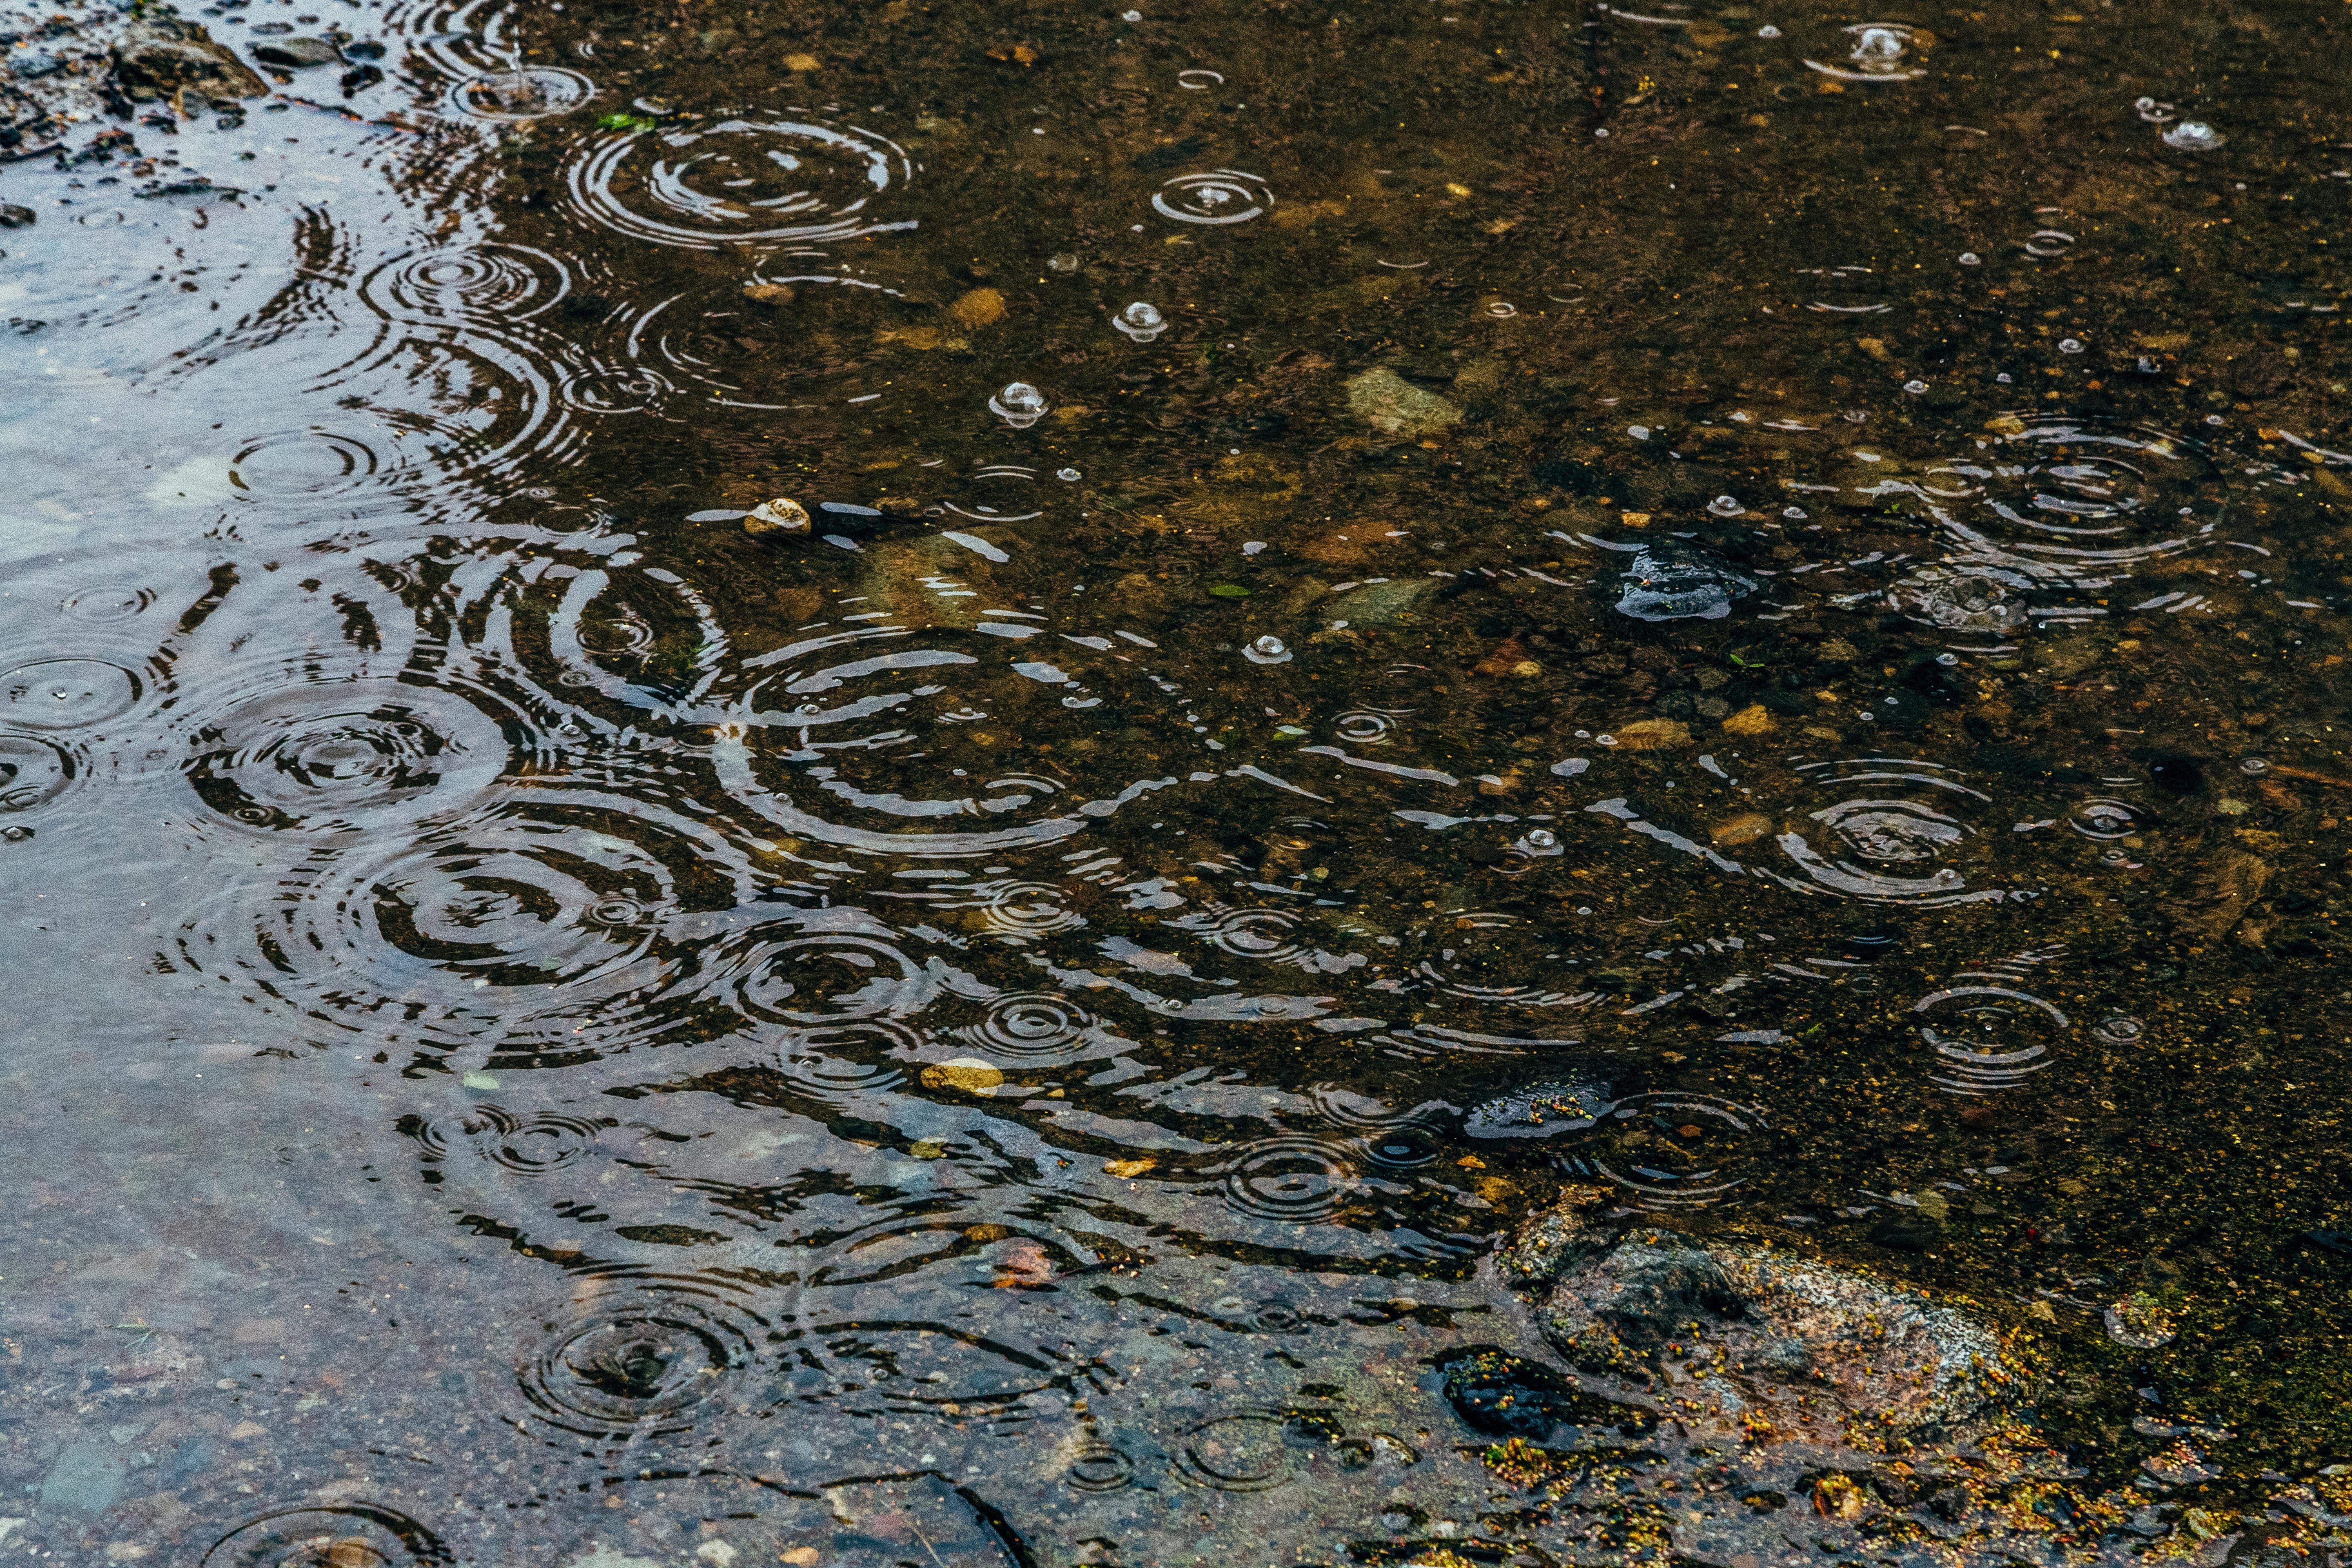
xmin=1207 ymin=583 xmax=1250 ymax=597
xmin=597 ymin=112 xmax=657 ymax=131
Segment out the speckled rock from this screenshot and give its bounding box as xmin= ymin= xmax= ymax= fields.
xmin=1502 ymin=1201 xmax=2015 ymax=1444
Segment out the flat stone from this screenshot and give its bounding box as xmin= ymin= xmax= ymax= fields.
xmin=39 ymin=1439 xmax=124 ymax=1517
xmin=1509 ymin=1216 xmax=2014 ymax=1443
xmin=1344 ymin=366 xmax=1461 ymax=438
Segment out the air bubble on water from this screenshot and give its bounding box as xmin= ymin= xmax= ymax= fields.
xmin=1782 ymin=506 xmax=1809 ymax=520
xmin=2162 ymin=120 xmax=2224 ymax=152
xmin=1937 ymin=652 xmax=1959 ymax=665
xmin=1047 ymin=252 xmax=1082 ymax=273
xmin=2095 ymin=1014 xmax=2145 ymax=1045
xmin=1 ymin=825 xmax=29 ymax=842
xmin=1527 ymin=829 xmax=1557 ymax=848
xmin=1904 ymin=379 xmax=1928 ymax=394
xmin=1708 ymin=494 xmax=1744 ymax=516
xmin=1114 ymin=300 xmax=1167 ymax=342
xmin=1244 ymin=635 xmax=1292 ymax=665
xmin=2239 ymin=757 xmax=2268 ymax=775
xmin=1242 ymin=541 xmax=1267 ymax=555
xmin=2059 ymin=338 xmax=2085 ymax=354
xmin=1843 ymin=408 xmax=1869 ymax=423
xmin=1594 ymin=127 xmax=1610 ymax=137
xmin=1959 ymin=252 xmax=1981 ymax=265
xmin=1997 ymin=372 xmax=2013 ymax=384
xmin=991 ymin=381 xmax=1049 ymax=429
xmin=1758 ymin=23 xmax=1781 ymax=36
xmin=1485 ymin=300 xmax=1520 ymax=318
xmin=1596 ymin=733 xmax=1618 ymax=746
xmin=1057 ymin=467 xmax=1081 ymax=481
xmin=1123 ymin=7 xmax=1142 ymax=18
xmin=2205 ymin=414 xmax=2223 ymax=425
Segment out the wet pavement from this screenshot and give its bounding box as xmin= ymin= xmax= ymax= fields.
xmin=1 ymin=0 xmax=2350 ymax=1561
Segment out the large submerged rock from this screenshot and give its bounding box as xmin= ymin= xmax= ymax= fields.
xmin=1499 ymin=1187 xmax=2016 ymax=1446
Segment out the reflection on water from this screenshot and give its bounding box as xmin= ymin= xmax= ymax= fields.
xmin=3 ymin=0 xmax=2350 ymax=1558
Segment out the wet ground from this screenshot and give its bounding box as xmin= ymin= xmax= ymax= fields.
xmin=2 ymin=0 xmax=2350 ymax=1561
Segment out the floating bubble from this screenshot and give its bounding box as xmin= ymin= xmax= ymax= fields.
xmin=1707 ymin=494 xmax=1744 ymax=517
xmin=2020 ymin=229 xmax=2075 ymax=259
xmin=1047 ymin=251 xmax=1082 ymax=272
xmin=449 ymin=64 xmax=594 ymax=121
xmin=1959 ymin=251 xmax=1981 ymax=265
xmin=1616 ymin=544 xmax=1756 ymax=622
xmin=1526 ymin=828 xmax=1557 ymax=849
xmin=0 ymin=658 xmax=142 ymax=731
xmin=1113 ymin=300 xmax=1167 ymax=342
xmin=2239 ymin=756 xmax=2268 ymax=776
xmin=1905 ymin=379 xmax=1929 ymax=394
xmin=2162 ymin=120 xmax=2224 ymax=152
xmin=991 ymin=381 xmax=1048 ymax=428
xmin=566 ymin=114 xmax=917 ymax=249
xmin=1806 ymin=23 xmax=1926 ymax=82
xmin=1484 ymin=299 xmax=1519 ymax=319
xmin=1914 ymin=983 xmax=2067 ymax=1094
xmin=1152 ymin=168 xmax=1273 ymax=226
xmin=1783 ymin=505 xmax=1810 ymax=520
xmin=2059 ymin=337 xmax=2085 ymax=354
xmin=1176 ymin=68 xmax=1225 ymax=89
xmin=1244 ymin=634 xmax=1292 ymax=665
xmin=1757 ymin=22 xmax=1782 ymax=36
xmin=2094 ymin=1014 xmax=2144 ymax=1045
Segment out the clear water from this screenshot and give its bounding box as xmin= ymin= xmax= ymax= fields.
xmin=2 ymin=0 xmax=2349 ymax=1560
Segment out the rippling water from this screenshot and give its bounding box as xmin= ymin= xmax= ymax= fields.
xmin=3 ymin=0 xmax=2350 ymax=1559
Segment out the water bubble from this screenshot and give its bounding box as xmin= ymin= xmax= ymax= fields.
xmin=1176 ymin=68 xmax=1225 ymax=89
xmin=1057 ymin=467 xmax=1081 ymax=481
xmin=1888 ymin=563 xmax=2031 ymax=635
xmin=2205 ymin=414 xmax=2224 ymax=425
xmin=1047 ymin=251 xmax=1082 ymax=272
xmin=990 ymin=381 xmax=1048 ymax=429
xmin=1782 ymin=506 xmax=1810 ymax=520
xmin=2059 ymin=337 xmax=2085 ymax=354
xmin=1 ymin=824 xmax=32 ymax=842
xmin=1615 ymin=543 xmax=1757 ymax=622
xmin=1122 ymin=7 xmax=1143 ymax=18
xmin=1245 ymin=635 xmax=1292 ymax=665
xmin=1527 ymin=828 xmax=1557 ymax=849
xmin=2162 ymin=120 xmax=2224 ymax=152
xmin=1806 ymin=22 xmax=1924 ymax=81
xmin=1936 ymin=651 xmax=1960 ymax=665
xmin=1707 ymin=494 xmax=1744 ymax=517
xmin=1152 ymin=168 xmax=1273 ymax=226
xmin=1904 ymin=379 xmax=1929 ymax=394
xmin=2136 ymin=97 xmax=2177 ymax=123
xmin=1484 ymin=299 xmax=1519 ymax=318
xmin=1959 ymin=251 xmax=1981 ymax=265
xmin=1757 ymin=23 xmax=1782 ymax=36
xmin=2239 ymin=756 xmax=2269 ymax=775
xmin=1113 ymin=299 xmax=1167 ymax=341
